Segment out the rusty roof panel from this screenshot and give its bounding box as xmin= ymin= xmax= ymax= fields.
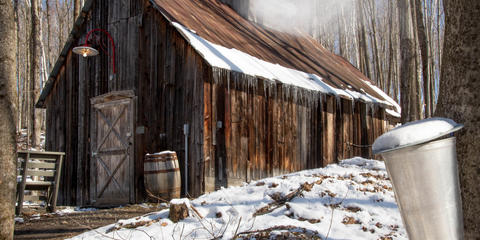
xmin=153 ymin=0 xmax=388 ymax=102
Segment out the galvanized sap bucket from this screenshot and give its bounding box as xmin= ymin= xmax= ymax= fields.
xmin=373 ymin=118 xmax=464 ymax=240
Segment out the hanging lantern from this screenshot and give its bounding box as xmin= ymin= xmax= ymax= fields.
xmin=72 ymin=45 xmax=99 ymax=58
xmin=72 ymin=28 xmax=116 ymax=74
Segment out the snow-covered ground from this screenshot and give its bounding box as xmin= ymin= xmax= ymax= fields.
xmin=71 ymin=157 xmax=407 ymax=240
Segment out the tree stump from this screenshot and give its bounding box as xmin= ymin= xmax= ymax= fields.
xmin=169 ymin=203 xmax=189 ymax=223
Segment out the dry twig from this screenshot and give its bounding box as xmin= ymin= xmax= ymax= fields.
xmin=325 ymin=189 xmax=350 ymax=240
xmin=253 ymin=182 xmax=312 ymax=216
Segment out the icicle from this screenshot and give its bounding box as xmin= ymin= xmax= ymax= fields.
xmin=212 ymin=67 xmax=219 ymax=85
xmin=306 ymin=90 xmax=312 ymax=107
xmin=302 ymin=89 xmax=307 ymax=107
xmin=232 ymin=72 xmax=238 ymax=90
xmin=301 ymin=89 xmax=306 ymax=106
xmin=263 ymin=80 xmax=267 ymax=98
xmin=335 ymin=95 xmax=342 ymax=111
xmin=250 ymin=77 xmax=254 ymax=94
xmin=313 ymin=92 xmax=317 ymax=107
xmin=335 ymin=95 xmax=341 ymax=106
xmin=271 ymin=81 xmax=275 ymax=98
xmin=319 ymin=93 xmax=325 ymax=111
xmin=292 ymin=87 xmax=298 ymax=104
xmin=319 ymin=93 xmax=324 ymax=107
xmin=351 ymin=99 xmax=356 ymax=113
xmin=268 ymin=80 xmax=275 ymax=99
xmin=247 ymin=75 xmax=257 ymax=94
xmin=227 ymin=70 xmax=231 ymax=93
xmin=369 ymin=103 xmax=376 ymax=117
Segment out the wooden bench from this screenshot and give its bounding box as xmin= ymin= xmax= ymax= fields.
xmin=16 ymin=150 xmax=64 ymax=215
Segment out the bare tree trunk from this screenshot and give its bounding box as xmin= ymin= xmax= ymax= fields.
xmin=14 ymin=0 xmax=20 ymax=132
xmin=356 ymin=0 xmax=372 ymax=79
xmin=22 ymin=3 xmax=30 ymax=131
xmin=398 ymin=0 xmax=418 ymax=123
xmin=434 ymin=0 xmax=443 ymax=113
xmin=435 ymin=0 xmax=480 ymax=238
xmin=437 ymin=0 xmax=442 ymax=73
xmin=0 ymin=0 xmax=18 ymax=238
xmin=387 ymin=0 xmax=395 ymax=97
xmin=29 ymin=0 xmax=42 ymax=147
xmin=337 ymin=10 xmax=347 ymax=59
xmin=368 ymin=0 xmax=384 ymax=89
xmin=353 ymin=6 xmax=361 ymax=68
xmin=415 ymin=0 xmax=432 ymax=117
xmin=56 ymin=1 xmax=65 ymax=55
xmin=39 ymin=2 xmax=47 ymax=132
xmin=426 ymin=0 xmax=436 ymax=112
xmin=46 ymin=0 xmax=52 ymax=71
xmin=73 ymin=0 xmax=81 ymax=22
xmin=410 ymin=0 xmax=422 ymax=119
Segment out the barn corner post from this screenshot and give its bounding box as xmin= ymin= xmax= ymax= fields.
xmin=203 ymin=66 xmax=217 ymax=193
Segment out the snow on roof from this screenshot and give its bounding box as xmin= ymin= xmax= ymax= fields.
xmin=373 ymin=117 xmax=461 ymax=153
xmin=365 ymin=81 xmax=401 ymax=116
xmin=173 ymin=22 xmax=400 ymax=114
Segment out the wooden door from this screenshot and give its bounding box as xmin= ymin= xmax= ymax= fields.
xmin=90 ymin=91 xmax=135 ymax=206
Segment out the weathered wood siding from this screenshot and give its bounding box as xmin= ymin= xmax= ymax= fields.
xmin=203 ymin=69 xmax=387 ymax=191
xmin=45 ymin=0 xmax=144 ymax=205
xmin=137 ymin=7 xmax=206 ymax=197
xmin=45 ymin=0 xmax=206 ymax=204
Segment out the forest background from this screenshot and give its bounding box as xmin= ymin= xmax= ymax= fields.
xmin=15 ymin=0 xmax=444 ymax=148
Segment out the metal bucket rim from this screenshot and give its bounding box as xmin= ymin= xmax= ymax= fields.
xmin=373 ymin=124 xmax=463 ymax=155
xmin=145 ymin=151 xmax=177 ymax=156
xmin=145 ymin=155 xmax=177 ymax=161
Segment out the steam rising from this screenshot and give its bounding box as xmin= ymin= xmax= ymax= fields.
xmin=247 ymin=0 xmax=355 ymax=36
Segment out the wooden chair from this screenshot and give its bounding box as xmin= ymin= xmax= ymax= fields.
xmin=16 ymin=150 xmax=64 ymax=215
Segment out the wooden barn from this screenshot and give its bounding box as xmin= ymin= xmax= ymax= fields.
xmin=36 ymin=0 xmax=400 ymax=206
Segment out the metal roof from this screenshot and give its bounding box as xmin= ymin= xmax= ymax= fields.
xmin=152 ymin=0 xmax=390 ymax=103
xmin=37 ymin=0 xmax=396 ymax=109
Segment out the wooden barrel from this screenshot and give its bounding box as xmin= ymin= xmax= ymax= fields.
xmin=144 ymin=151 xmax=181 ymax=200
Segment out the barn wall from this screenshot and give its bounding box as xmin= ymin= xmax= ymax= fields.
xmin=45 ymin=0 xmax=146 ymax=205
xmin=45 ymin=52 xmax=79 ymax=205
xmin=136 ymin=8 xmax=206 ymax=197
xmin=44 ymin=0 xmax=209 ymax=204
xmin=203 ymin=69 xmax=388 ymax=191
